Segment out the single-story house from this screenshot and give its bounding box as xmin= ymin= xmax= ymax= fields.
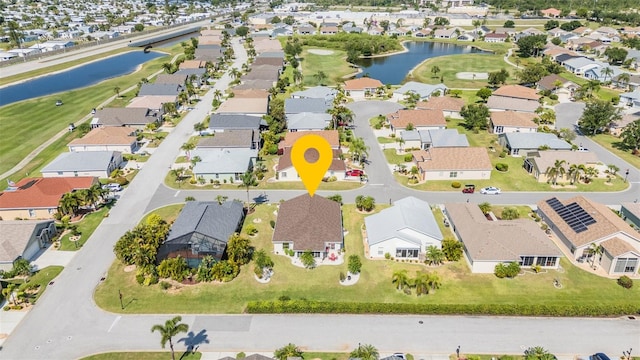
xmin=208 ymin=114 xmax=266 ymax=133
xmin=287 ymin=112 xmax=332 ymax=131
xmin=613 ymin=74 xmax=640 ymax=91
xmin=584 ymin=64 xmax=624 ymax=83
xmin=138 ymin=83 xmax=184 ymax=97
xmin=232 ymin=89 xmax=270 ymax=100
xmin=91 ymin=108 xmax=162 ymax=129
xmin=401 ymin=129 xmax=469 ymax=150
xmin=343 ymin=77 xmax=384 ymax=98
xmin=412 ymin=147 xmax=492 ymax=181
xmin=68 ymin=127 xmax=138 ymax=153
xmin=241 ymin=68 xmax=280 ymax=83
xmin=279 ymin=130 xmax=340 ymax=153
xmin=498 ymin=132 xmax=572 ymax=156
xmin=277 ymin=148 xmax=345 ymax=181
xmin=538 ymin=196 xmax=640 ymax=275
xmin=156 ymin=200 xmax=245 ymax=267
xmin=126 ymin=96 xmax=178 ymax=112
xmin=0 ymin=177 xmax=98 ymax=220
xmin=365 ymin=196 xmax=443 ymax=259
xmin=484 ymin=33 xmax=508 ymax=43
xmin=284 ymin=98 xmax=331 ymax=115
xmin=621 ymin=202 xmax=640 ymax=230
xmin=272 ymin=194 xmax=343 ymax=259
xmin=563 ymin=57 xmax=599 ymax=76
xmin=291 ymin=86 xmax=337 ymax=102
xmin=523 ymin=150 xmax=600 ymax=183
xmin=487 ymin=85 xmax=541 ymax=113
xmin=416 ymin=96 xmax=465 ymax=118
xmin=197 ymin=129 xmax=259 ymax=150
xmin=445 ymin=202 xmax=562 ymax=273
xmin=179 ymin=60 xmax=205 ymax=69
xmin=492 ymin=85 xmax=541 ymax=101
xmin=537 ymin=74 xmax=579 ymax=95
xmin=0 ymin=220 xmax=57 ymax=271
xmin=541 ymin=7 xmax=561 ymax=17
xmin=41 ymin=151 xmax=122 ymax=178
xmin=191 ymin=148 xmax=258 ymax=183
xmin=154 ymin=74 xmax=188 ymax=86
xmin=252 ymin=56 xmax=284 ymax=68
xmin=620 ymin=90 xmax=640 ymax=108
xmin=387 ymin=109 xmax=446 ymax=133
xmin=489 ymin=111 xmax=538 ymax=134
xmin=217 ymin=97 xmax=269 ymax=116
xmin=392 ymin=82 xmax=448 ymax=102
xmin=433 ymin=28 xmax=458 ymax=39
xmin=609 ymin=115 xmax=639 ymax=137
xmin=233 ymin=80 xmax=276 ymax=90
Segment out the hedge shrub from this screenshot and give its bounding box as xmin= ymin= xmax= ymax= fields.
xmin=496 ymin=163 xmax=509 ymax=172
xmin=245 ymin=299 xmax=640 ymax=317
xmin=451 ymin=181 xmax=462 ymax=188
xmin=403 ymin=154 xmax=413 ymax=162
xmin=617 ymin=275 xmax=633 ymax=289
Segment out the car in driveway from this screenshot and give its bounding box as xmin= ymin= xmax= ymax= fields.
xmin=102 ymin=183 xmax=122 ymax=192
xmin=346 ymin=169 xmax=364 ymax=177
xmin=590 ymin=354 xmax=611 ymax=360
xmin=392 ymin=353 xmax=406 ymax=360
xmin=480 ymin=186 xmax=501 ymax=195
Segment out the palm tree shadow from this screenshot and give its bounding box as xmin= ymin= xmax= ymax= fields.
xmin=178 ymin=329 xmax=210 ymax=357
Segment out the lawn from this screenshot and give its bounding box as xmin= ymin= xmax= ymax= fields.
xmin=143 ymin=203 xmax=185 ymax=223
xmin=377 ymin=136 xmax=396 ymax=144
xmin=94 ymin=203 xmax=639 ymax=314
xmin=2 ymin=266 xmax=63 ymax=304
xmin=300 ymin=48 xmax=356 ymax=86
xmin=59 ymin=204 xmax=113 ymax=251
xmin=80 ymin=352 xmax=202 ymax=360
xmin=407 ymin=37 xmax=514 ymax=56
xmin=407 ymin=54 xmax=518 ymax=89
xmin=393 ymin=122 xmax=629 ymax=192
xmin=558 ymin=72 xmax=622 ymax=101
xmin=0 ymin=46 xmax=178 ymax=178
xmin=590 ymin=133 xmax=640 ymax=170
xmin=383 ymin=148 xmax=410 ymax=165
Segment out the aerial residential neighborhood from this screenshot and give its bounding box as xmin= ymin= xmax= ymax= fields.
xmin=0 ymin=0 xmax=639 ymax=359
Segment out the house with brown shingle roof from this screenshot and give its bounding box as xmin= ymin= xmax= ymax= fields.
xmin=445 ymin=203 xmax=562 ymax=273
xmin=68 ymin=126 xmax=138 ymax=153
xmin=154 ymin=74 xmax=188 ymax=86
xmin=487 ymin=85 xmax=541 ymax=113
xmin=412 ymin=147 xmax=492 ymax=181
xmin=0 ymin=177 xmax=98 ymax=220
xmin=179 ymin=60 xmax=205 ymax=69
xmin=493 ymin=85 xmax=541 ymax=101
xmin=277 ymin=148 xmax=346 ymax=181
xmin=217 ymin=97 xmax=269 ymax=116
xmin=344 ymin=77 xmax=384 ymax=98
xmin=0 ymin=220 xmax=57 ymax=271
xmin=387 ymin=109 xmax=446 ymax=133
xmin=279 ymin=130 xmax=340 ymax=153
xmin=523 ymin=150 xmax=600 ymax=183
xmin=127 ymin=95 xmax=178 ymax=112
xmin=489 ymin=111 xmax=538 ymax=134
xmin=537 ymin=196 xmax=640 ymax=276
xmin=541 ymin=8 xmax=562 ymax=18
xmin=272 ymin=194 xmax=343 ymax=260
xmin=416 ymin=96 xmax=465 ymax=118
xmin=91 ymin=107 xmax=162 ymax=129
xmin=536 ymin=74 xmax=579 ymax=95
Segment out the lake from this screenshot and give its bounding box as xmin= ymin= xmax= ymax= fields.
xmin=354 ymin=41 xmax=488 ymax=84
xmin=0 ymin=50 xmax=166 ymax=107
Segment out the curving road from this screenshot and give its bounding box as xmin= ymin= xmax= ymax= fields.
xmin=1 ymin=41 xmax=640 ymax=360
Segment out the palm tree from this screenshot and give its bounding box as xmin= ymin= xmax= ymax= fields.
xmin=349 ymin=137 xmax=369 ymax=163
xmin=162 ymin=102 xmax=177 ymax=118
xmin=588 ymin=243 xmax=604 ymax=269
xmin=545 ymin=159 xmax=566 ymax=185
xmin=607 ymin=164 xmax=619 ymax=177
xmin=193 ymin=122 xmax=206 ymax=133
xmin=215 ymin=195 xmax=228 ymax=205
xmin=328 ymin=105 xmax=354 ymax=129
xmin=161 ymin=62 xmax=173 ymax=74
xmin=617 ymin=72 xmax=631 ymax=90
xmin=413 ymin=271 xmax=430 ymax=296
xmin=170 ymin=167 xmax=185 ymax=186
xmin=524 ymin=346 xmax=555 ymax=360
xmin=395 ymin=137 xmax=405 ymax=152
xmin=180 ymin=142 xmax=195 ymax=161
xmin=427 ymin=272 xmax=442 ymax=290
xmin=274 ymin=343 xmax=303 ymax=360
xmin=58 ymin=192 xmax=80 ymax=216
xmin=425 ymin=245 xmax=445 ymax=266
xmin=583 ymin=166 xmax=599 ymax=183
xmin=423 ymin=17 xmax=431 ymax=28
xmin=213 ymin=89 xmax=223 ymax=101
xmin=113 ymin=86 xmax=120 ymax=98
xmin=601 ymin=67 xmax=614 ymax=83
xmin=83 ymin=184 xmax=103 ymax=209
xmin=391 ymin=269 xmax=410 ymax=291
xmin=150 ymin=316 xmax=189 ymax=360
xmin=567 ymin=163 xmax=585 ymax=185
xmin=292 ymin=69 xmax=303 ymax=84
xmin=314 ymin=71 xmax=327 ymax=85
xmin=238 ymin=170 xmax=257 ymax=210
xmin=350 ymin=344 xmax=379 ymax=360
xmin=230 ymin=67 xmax=242 ymax=80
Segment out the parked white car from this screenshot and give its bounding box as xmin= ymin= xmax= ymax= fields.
xmin=102 ymin=183 xmax=122 ymax=192
xmin=480 ymin=186 xmax=501 ymax=195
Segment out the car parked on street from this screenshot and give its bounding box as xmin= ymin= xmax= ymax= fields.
xmin=480 ymin=186 xmax=501 ymax=195
xmin=102 ymin=183 xmax=122 ymax=192
xmin=346 ymin=169 xmax=364 ymax=177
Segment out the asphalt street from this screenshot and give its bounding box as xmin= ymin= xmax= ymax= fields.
xmin=1 ymin=40 xmax=640 ymax=360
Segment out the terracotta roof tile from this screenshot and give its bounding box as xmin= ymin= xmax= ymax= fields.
xmin=272 ymin=194 xmax=343 ymax=251
xmin=387 ymin=109 xmax=446 ymax=129
xmin=493 ymin=85 xmax=541 ymax=100
xmin=0 ymin=177 xmax=97 ymax=209
xmin=490 ymin=111 xmax=538 ymax=128
xmin=413 ymin=147 xmax=492 ymax=171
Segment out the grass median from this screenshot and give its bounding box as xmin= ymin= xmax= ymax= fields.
xmin=94 ymin=203 xmax=638 ymax=314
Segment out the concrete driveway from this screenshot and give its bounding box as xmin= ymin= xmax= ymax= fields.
xmin=555 ymin=102 xmax=586 ymax=130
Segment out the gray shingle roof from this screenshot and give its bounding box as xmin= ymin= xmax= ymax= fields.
xmin=197 ymin=130 xmax=256 ymax=148
xmin=487 ymin=96 xmax=539 ymax=112
xmin=192 ymin=148 xmax=257 ymax=174
xmin=501 ymin=132 xmax=572 ymax=150
xmin=287 ymin=112 xmax=331 ymax=131
xmin=564 ymin=57 xmax=597 ymax=69
xmin=209 ymin=114 xmax=264 ymax=130
xmin=41 ymin=151 xmax=121 ymax=173
xmin=393 ymin=82 xmax=448 ymax=98
xmin=285 ymin=98 xmax=331 ymax=114
xmin=138 ymin=83 xmax=183 ymax=96
xmin=175 ymin=68 xmax=207 ymax=77
xmin=0 ymin=220 xmax=53 ymax=262
xmin=401 ymin=129 xmax=469 ymax=147
xmin=165 ymin=201 xmax=244 ymax=245
xmin=233 ymin=80 xmax=276 ymax=90
xmin=291 ymin=86 xmax=337 ymax=100
xmin=93 ymin=107 xmax=161 ymax=126
xmin=365 ymin=196 xmax=443 ymax=246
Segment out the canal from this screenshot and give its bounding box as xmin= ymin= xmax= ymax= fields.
xmin=354 ymin=41 xmax=489 ymax=84
xmin=0 ymin=50 xmax=166 ymax=107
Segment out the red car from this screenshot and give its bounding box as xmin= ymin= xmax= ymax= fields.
xmin=346 ymin=169 xmax=364 ymax=177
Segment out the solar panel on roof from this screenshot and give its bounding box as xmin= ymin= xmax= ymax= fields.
xmin=546 ymin=198 xmax=597 ymax=233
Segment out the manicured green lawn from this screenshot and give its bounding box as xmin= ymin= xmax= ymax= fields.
xmin=0 ymin=47 xmax=176 ymax=178
xmin=408 ymin=54 xmax=518 ymax=89
xmin=407 ymin=37 xmax=513 ymax=56
xmin=59 ymin=204 xmax=113 ymax=251
xmin=94 ymin=203 xmax=639 ymax=314
xmin=143 ymin=204 xmax=185 ymax=223
xmin=304 ymin=352 xmax=351 ymax=360
xmin=591 ymin=133 xmax=640 ymax=170
xmin=558 ymin=72 xmax=622 ymax=101
xmin=300 ymin=48 xmax=356 ymax=86
xmin=80 ymin=352 xmax=202 ymax=360
xmin=3 ymin=266 xmax=63 ymax=304
xmin=394 ymin=122 xmax=629 ymax=192
xmin=383 ymin=149 xmax=410 ymax=165
xmin=377 ymin=136 xmax=396 ymax=144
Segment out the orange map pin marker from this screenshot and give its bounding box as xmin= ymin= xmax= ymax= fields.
xmin=291 ymin=134 xmax=333 ymax=197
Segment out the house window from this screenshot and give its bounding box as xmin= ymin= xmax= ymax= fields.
xmin=520 ymin=256 xmax=534 ymax=266
xmin=282 ymin=243 xmax=289 ymax=250
xmin=48 ymin=208 xmax=55 ymax=214
xmin=449 ymin=172 xmax=458 ymax=178
xmin=614 ymin=258 xmax=638 ymax=273
xmin=396 ymin=249 xmax=419 ymax=258
xmin=378 ymin=248 xmax=384 ymax=256
xmin=281 ymin=172 xmax=286 ymax=178
xmin=28 ymin=209 xmax=36 ymax=217
xmin=57 ymin=171 xmax=63 ymax=175
xmin=495 ymin=126 xmax=504 ymax=133
xmin=536 ymin=257 xmax=557 ymax=267
xmin=73 ymin=171 xmax=78 ymax=176
xmin=512 ymin=149 xmax=519 ymax=155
